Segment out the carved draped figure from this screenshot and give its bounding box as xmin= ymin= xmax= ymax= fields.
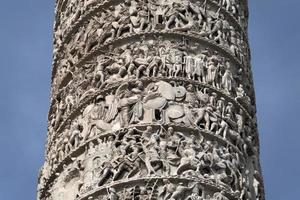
xmin=38 ymin=0 xmax=265 ymax=200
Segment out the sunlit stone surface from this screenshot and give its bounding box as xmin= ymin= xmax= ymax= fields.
xmin=38 ymin=0 xmax=264 ymax=199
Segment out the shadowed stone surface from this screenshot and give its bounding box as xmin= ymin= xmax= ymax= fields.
xmin=38 ymin=0 xmax=264 ymax=199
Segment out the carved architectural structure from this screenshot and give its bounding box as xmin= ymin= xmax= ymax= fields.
xmin=38 ymin=0 xmax=264 ymax=199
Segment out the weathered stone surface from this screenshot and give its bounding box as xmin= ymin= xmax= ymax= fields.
xmin=38 ymin=0 xmax=264 ymax=200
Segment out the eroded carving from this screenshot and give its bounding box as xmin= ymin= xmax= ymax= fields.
xmin=39 ymin=0 xmax=264 ymax=199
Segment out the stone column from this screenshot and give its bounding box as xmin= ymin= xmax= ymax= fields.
xmin=38 ymin=0 xmax=265 ymax=200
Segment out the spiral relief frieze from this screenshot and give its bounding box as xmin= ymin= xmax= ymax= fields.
xmin=47 ymin=78 xmax=256 ymax=150
xmin=38 ymin=0 xmax=264 ymax=200
xmin=51 ymin=0 xmax=250 ymax=85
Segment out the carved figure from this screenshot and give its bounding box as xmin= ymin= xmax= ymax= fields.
xmin=40 ymin=1 xmax=263 ymax=200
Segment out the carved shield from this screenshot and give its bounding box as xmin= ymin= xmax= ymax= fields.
xmin=175 ymin=86 xmax=187 ymax=98
xmin=166 ymin=105 xmax=185 ymax=119
xmin=144 ymin=97 xmax=167 ymax=110
xmin=156 ymin=81 xmax=176 ymax=100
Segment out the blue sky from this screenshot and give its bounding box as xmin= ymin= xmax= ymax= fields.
xmin=0 ymin=1 xmax=299 ymax=199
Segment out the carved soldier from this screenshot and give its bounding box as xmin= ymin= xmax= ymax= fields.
xmin=208 ymin=92 xmax=217 ymax=107
xmin=125 ymin=142 xmax=143 ymax=179
xmin=92 ymin=56 xmax=111 ymax=87
xmin=184 ymin=53 xmax=195 ymax=79
xmin=225 ymin=102 xmax=233 ymax=119
xmin=194 ymin=104 xmax=211 ymax=130
xmin=210 ymin=14 xmax=224 ymax=39
xmin=176 ymin=135 xmax=199 ymax=175
xmin=166 ymin=48 xmax=176 ymax=77
xmin=206 ymin=59 xmax=218 ymax=87
xmin=97 ymin=161 xmax=116 ymax=187
xmin=136 ymin=9 xmax=150 ymax=33
xmin=147 ymin=54 xmax=161 ymax=77
xmin=115 ymin=13 xmax=133 ymax=38
xmin=54 ymin=100 xmax=66 ymax=129
xmin=158 ymin=129 xmax=171 ymax=175
xmin=83 ymin=19 xmax=99 ymax=54
xmin=134 ymin=52 xmax=148 ymax=78
xmin=67 ymin=123 xmax=82 ymax=151
xmin=65 ymin=93 xmax=75 ymax=114
xmin=194 ymin=53 xmax=206 ymax=82
xmin=142 ymin=132 xmax=161 ymax=175
xmin=149 ymin=3 xmax=168 ymax=30
xmin=216 ymin=97 xmax=226 ymax=117
xmin=86 ymin=141 xmax=96 ymax=156
xmin=221 ymin=62 xmax=233 ymax=93
xmin=129 ymin=82 xmax=144 ymax=124
xmin=112 ymin=145 xmax=133 ymax=181
xmin=92 ymin=156 xmax=102 ymax=178
xmin=158 ymin=42 xmax=169 ymax=72
xmin=175 ymin=11 xmax=195 ymax=31
xmin=236 ymin=84 xmax=246 ymax=99
xmin=117 ymin=91 xmax=139 ymax=127
xmin=235 ymin=109 xmax=244 ymax=134
xmin=217 ymin=117 xmax=229 ymax=139
xmin=165 ymin=3 xmax=183 ymax=30
xmin=57 ymin=139 xmax=66 ymax=162
xmin=173 ymin=49 xmax=183 ymax=77
xmin=185 ymin=84 xmax=198 ymax=107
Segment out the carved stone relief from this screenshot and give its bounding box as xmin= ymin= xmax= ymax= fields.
xmin=47 ymin=80 xmax=256 ymax=150
xmin=52 ymin=37 xmax=253 ymax=104
xmin=44 ymin=125 xmax=260 ymax=200
xmin=43 ymin=81 xmax=259 ymax=183
xmin=54 ymin=0 xmax=248 ymax=41
xmin=39 ymin=0 xmax=264 ymax=200
xmin=54 ymin=0 xmax=249 ymax=65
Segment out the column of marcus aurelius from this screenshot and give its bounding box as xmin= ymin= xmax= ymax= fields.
xmin=38 ymin=0 xmax=265 ymax=199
